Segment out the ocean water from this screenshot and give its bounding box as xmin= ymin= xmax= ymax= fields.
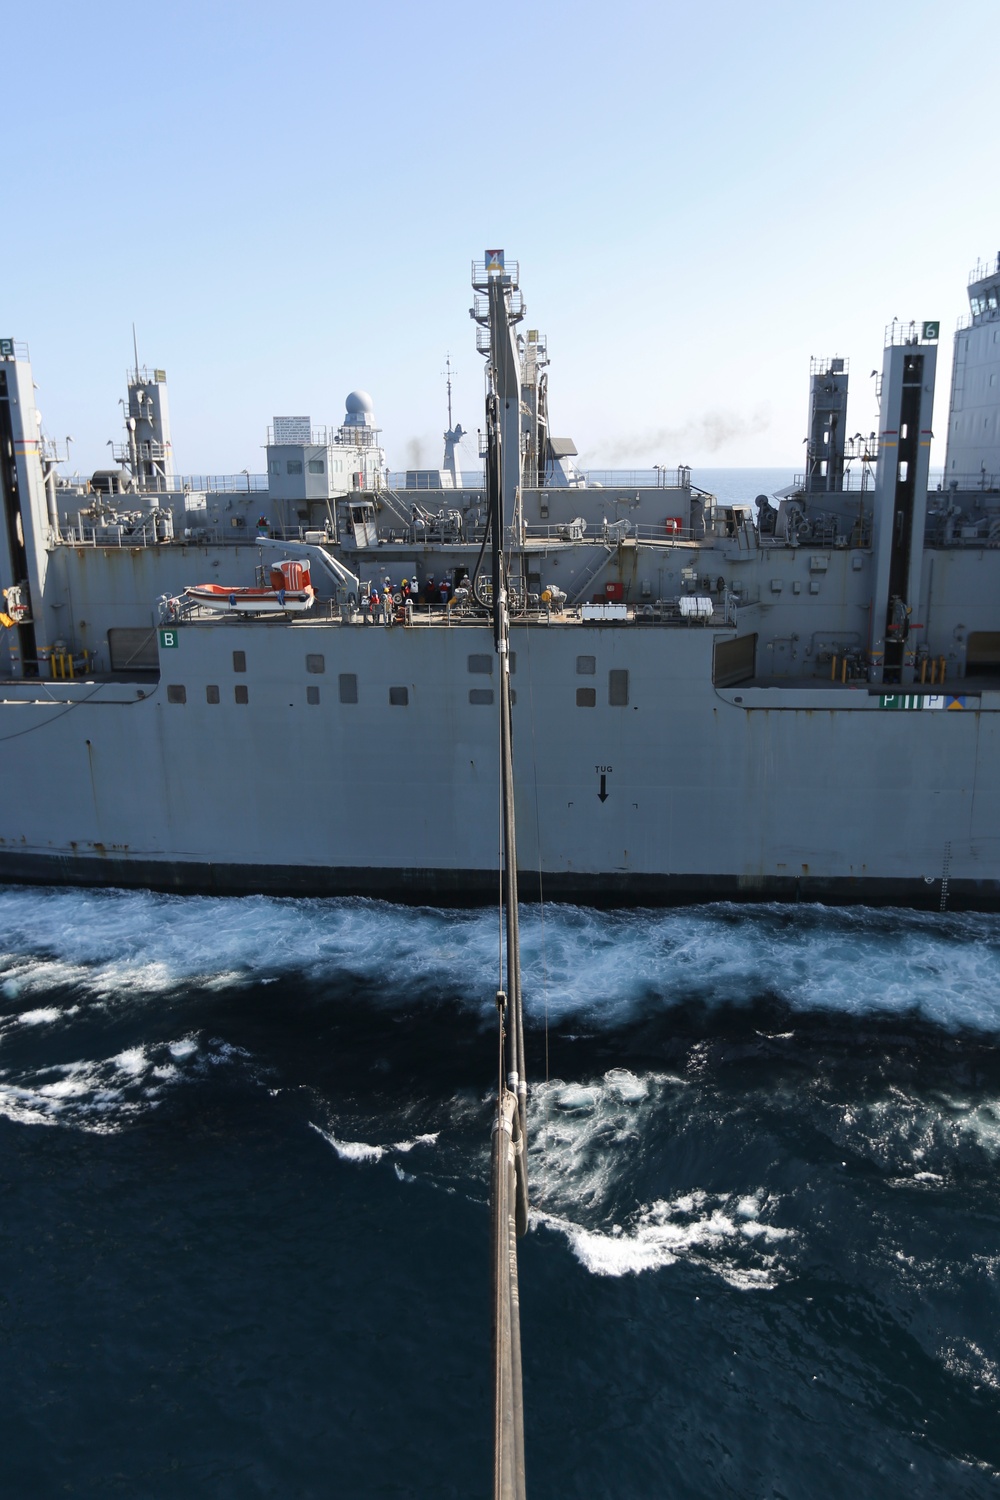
xmin=679 ymin=466 xmax=946 ymax=505
xmin=1 ymin=889 xmax=999 ymax=1499
xmin=686 ymin=468 xmax=796 ymax=505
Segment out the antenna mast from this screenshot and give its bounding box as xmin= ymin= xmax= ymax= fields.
xmin=443 ymin=353 xmax=455 ymax=431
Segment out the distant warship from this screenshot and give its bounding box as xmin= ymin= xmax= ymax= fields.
xmin=2 ymin=250 xmax=1000 ymax=906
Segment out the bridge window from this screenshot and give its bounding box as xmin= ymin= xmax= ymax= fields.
xmin=166 ymin=684 xmax=186 ymax=704
xmin=609 ymin=670 xmax=629 ymax=706
xmin=232 ymin=651 xmax=246 ymax=673
xmin=206 ymin=685 xmax=220 ymax=704
xmin=287 ymin=459 xmax=303 ymax=475
xmin=389 ymin=686 xmax=409 ymax=706
xmin=308 ymin=459 xmax=324 ymax=474
xmin=235 ymin=685 xmax=249 ymax=705
xmin=469 ymin=688 xmax=494 ymax=705
xmin=468 ymin=654 xmax=492 ymax=674
xmin=576 ymin=688 xmax=596 ymax=707
xmin=576 ymin=655 xmax=596 ymax=675
xmin=306 ymin=686 xmax=320 ymax=705
xmin=339 ymin=673 xmax=358 ymax=704
xmin=306 ymin=654 xmax=325 ymax=674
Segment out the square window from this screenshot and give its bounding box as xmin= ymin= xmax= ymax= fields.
xmin=389 ymin=686 xmax=409 ymax=706
xmin=286 ymin=459 xmax=303 ymax=475
xmin=576 ymin=655 xmax=596 ymax=675
xmin=206 ymin=684 xmax=220 ymax=704
xmin=468 ymin=654 xmax=493 ymax=675
xmin=232 ymin=651 xmax=246 ymax=673
xmin=609 ymin=669 xmax=629 ymax=706
xmin=306 ymin=654 xmax=325 ymax=674
xmin=235 ymin=685 xmax=249 ymax=705
xmin=308 ymin=459 xmax=325 ymax=474
xmin=576 ymin=687 xmax=596 ymax=707
xmin=306 ymin=686 xmax=320 ymax=705
xmin=469 ymin=688 xmax=494 ymax=705
xmin=167 ymin=684 xmax=186 ymax=704
xmin=339 ymin=673 xmax=358 ymax=704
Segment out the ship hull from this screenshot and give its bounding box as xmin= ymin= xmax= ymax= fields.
xmin=2 ymin=618 xmax=997 ymax=908
xmin=1 ymin=848 xmax=997 ymax=909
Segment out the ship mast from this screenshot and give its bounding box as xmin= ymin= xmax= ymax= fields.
xmin=476 ymin=251 xmax=529 ymax=1500
xmin=442 ymin=353 xmax=465 ymax=489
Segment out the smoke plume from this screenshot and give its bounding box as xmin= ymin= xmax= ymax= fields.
xmin=588 ymin=405 xmax=771 ymax=466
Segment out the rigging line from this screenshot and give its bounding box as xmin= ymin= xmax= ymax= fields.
xmin=470 ymin=489 xmax=493 ymax=596
xmin=493 ymin=991 xmax=507 ymax=1489
xmin=520 ymin=617 xmax=550 ymax=1086
xmin=494 ymin=466 xmax=505 ymax=996
xmin=498 ymin=627 xmax=505 ymax=993
xmin=488 ymin=270 xmax=527 ymax=1500
xmin=0 ymin=680 xmax=155 ymax=743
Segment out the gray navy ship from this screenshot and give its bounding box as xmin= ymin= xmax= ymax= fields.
xmin=2 ymin=250 xmax=1000 ymax=907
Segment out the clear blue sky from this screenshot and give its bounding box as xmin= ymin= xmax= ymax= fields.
xmin=3 ymin=0 xmax=994 ymax=479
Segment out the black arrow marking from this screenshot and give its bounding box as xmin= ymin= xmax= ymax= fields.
xmin=598 ymin=774 xmax=609 ymax=802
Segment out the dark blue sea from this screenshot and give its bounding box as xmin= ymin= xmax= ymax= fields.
xmin=1 ymin=889 xmax=999 ymax=1498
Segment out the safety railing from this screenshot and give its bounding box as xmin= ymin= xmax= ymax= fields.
xmin=522 ymin=521 xmax=701 ymax=544
xmin=939 ymin=472 xmax=1000 ymax=492
xmin=385 ymin=468 xmax=702 ymax=493
xmin=59 ymin=516 xmax=173 ymax=547
xmin=577 ymin=468 xmax=692 ymax=489
xmin=177 ymin=473 xmax=269 ymax=493
xmin=969 ymin=256 xmax=1000 ymax=286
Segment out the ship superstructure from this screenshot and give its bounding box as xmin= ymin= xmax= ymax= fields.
xmin=1 ymin=253 xmax=1000 ymax=906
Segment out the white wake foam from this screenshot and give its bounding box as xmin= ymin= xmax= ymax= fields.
xmin=308 ymin=1123 xmax=440 ymax=1164
xmin=536 ymin=1190 xmax=793 ymax=1288
xmin=824 ymin=1089 xmax=1000 ymax=1172
xmin=1 ymin=886 xmax=999 ymax=1033
xmin=0 ymin=1033 xmax=242 ymax=1132
xmin=526 ymin=1067 xmax=795 ymax=1287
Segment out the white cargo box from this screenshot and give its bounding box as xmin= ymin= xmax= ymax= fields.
xmin=679 ymin=595 xmax=714 ymax=619
xmin=581 ymin=603 xmax=628 ymax=621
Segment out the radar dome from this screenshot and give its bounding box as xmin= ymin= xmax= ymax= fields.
xmin=346 ymin=390 xmax=374 ymax=413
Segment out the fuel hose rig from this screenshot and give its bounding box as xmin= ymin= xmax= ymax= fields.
xmin=475 ymin=252 xmax=529 ymax=1500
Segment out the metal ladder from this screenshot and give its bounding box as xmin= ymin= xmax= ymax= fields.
xmin=566 ymin=544 xmax=615 ymax=606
